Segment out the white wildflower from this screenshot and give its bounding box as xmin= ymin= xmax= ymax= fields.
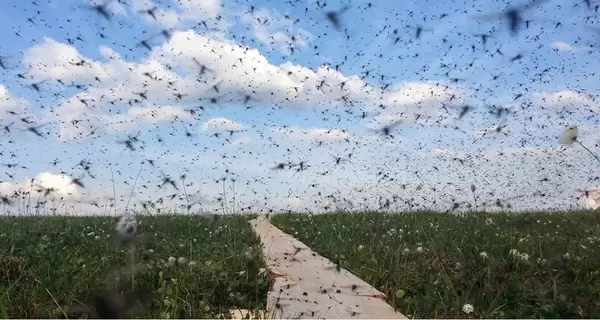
xmin=86 ymin=231 xmax=95 ymax=236
xmin=167 ymin=256 xmax=176 ymax=266
xmin=509 ymin=249 xmax=518 ymax=256
xmin=416 ymin=246 xmax=423 ymax=252
xmin=479 ymin=251 xmax=488 ymax=259
xmin=94 ymin=235 xmax=100 ymax=240
xmin=518 ymin=253 xmax=529 ymax=261
xmin=563 ymin=253 xmax=570 ymax=259
xmin=357 ymin=244 xmax=364 ymax=251
xmin=462 ymin=303 xmax=474 ymax=314
xmin=485 ymin=218 xmax=494 ymax=226
xmin=189 ymin=261 xmax=197 ymax=267
xmin=148 ymin=249 xmax=154 ymax=254
xmin=177 ymin=257 xmax=186 ymax=264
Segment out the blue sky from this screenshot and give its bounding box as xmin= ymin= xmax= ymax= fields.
xmin=1 ymin=0 xmax=600 ymax=215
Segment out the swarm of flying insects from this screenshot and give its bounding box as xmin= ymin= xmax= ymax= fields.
xmin=1 ymin=0 xmax=600 ymax=317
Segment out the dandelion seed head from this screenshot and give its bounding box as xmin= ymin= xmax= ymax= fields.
xmin=115 ymin=214 xmax=137 ymax=238
xmin=560 ymin=125 xmax=579 ymax=145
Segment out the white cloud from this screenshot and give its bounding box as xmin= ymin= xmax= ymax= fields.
xmin=201 ymin=117 xmax=243 ymax=132
xmin=129 ymin=0 xmax=223 ymax=29
xmin=128 ymin=105 xmax=192 ymax=124
xmin=0 ymin=172 xmax=81 ymax=200
xmin=550 ymin=41 xmax=593 ymax=53
xmin=551 ymin=41 xmax=575 ymax=52
xmin=23 ymin=38 xmax=105 ymax=81
xmin=23 ymin=30 xmax=464 ymax=142
xmin=0 ymin=85 xmax=28 ymax=114
xmin=278 ymin=196 xmax=305 ymax=211
xmin=534 ymin=90 xmax=598 ymax=110
xmin=241 ymin=8 xmax=312 ymax=55
xmin=274 ymin=127 xmax=351 ymax=142
xmin=230 ymin=136 xmax=252 ymax=146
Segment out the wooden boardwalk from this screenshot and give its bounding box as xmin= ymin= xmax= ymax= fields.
xmin=250 ymin=216 xmax=407 ymax=319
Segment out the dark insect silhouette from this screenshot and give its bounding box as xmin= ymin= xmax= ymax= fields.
xmin=477 ymin=0 xmax=551 ymax=35
xmin=138 ymin=6 xmax=158 ymax=20
xmin=325 ymin=6 xmax=350 ymax=31
xmin=473 ymin=33 xmax=493 ymax=49
xmin=25 ymin=125 xmax=46 ymax=138
xmin=371 ymin=120 xmax=403 ymax=138
xmin=160 ymin=172 xmax=178 ymax=190
xmin=192 ymin=58 xmax=214 ymax=77
xmin=0 ymin=56 xmax=7 ymax=69
xmin=70 ymin=176 xmax=86 ymax=188
xmin=87 ymin=0 xmax=113 ymax=20
xmin=457 ymin=105 xmax=474 ymax=119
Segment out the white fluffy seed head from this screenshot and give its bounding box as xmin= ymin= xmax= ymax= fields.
xmin=560 ymin=125 xmax=579 ymax=145
xmin=116 ymin=214 xmax=137 ymax=238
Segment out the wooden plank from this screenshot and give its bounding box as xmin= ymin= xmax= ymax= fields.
xmin=250 ymin=216 xmax=407 ymax=319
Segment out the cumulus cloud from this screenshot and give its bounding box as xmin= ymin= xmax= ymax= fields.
xmin=533 ymin=90 xmax=599 ymax=114
xmin=273 ymin=127 xmax=351 ymax=142
xmin=0 ymin=85 xmax=28 ymax=113
xmin=201 ymin=117 xmax=244 ymax=132
xmin=128 ymin=105 xmax=192 ymax=125
xmin=241 ymin=8 xmax=312 ymax=55
xmin=0 ymin=172 xmax=81 ymax=200
xmin=23 ymin=29 xmax=465 ymax=141
xmin=277 ymin=196 xmax=305 ymax=211
xmin=230 ymin=136 xmax=252 ymax=146
xmin=129 ymin=0 xmax=223 ymax=29
xmin=550 ymin=41 xmax=593 ymax=53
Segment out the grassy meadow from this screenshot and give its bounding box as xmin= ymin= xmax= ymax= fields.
xmin=1 ymin=210 xmax=599 ymax=318
xmin=0 ymin=214 xmax=268 ymax=318
xmin=272 ymin=211 xmax=600 ymax=318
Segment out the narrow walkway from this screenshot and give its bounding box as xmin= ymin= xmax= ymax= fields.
xmin=250 ymin=215 xmax=406 ymax=319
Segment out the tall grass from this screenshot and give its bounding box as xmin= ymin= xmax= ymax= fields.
xmin=272 ymin=210 xmax=600 ymax=318
xmin=0 ymin=214 xmax=268 ymax=318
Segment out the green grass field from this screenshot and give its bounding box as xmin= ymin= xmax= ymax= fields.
xmin=1 ymin=211 xmax=599 ymax=319
xmin=0 ymin=214 xmax=268 ymax=318
xmin=272 ymin=211 xmax=600 ymax=318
